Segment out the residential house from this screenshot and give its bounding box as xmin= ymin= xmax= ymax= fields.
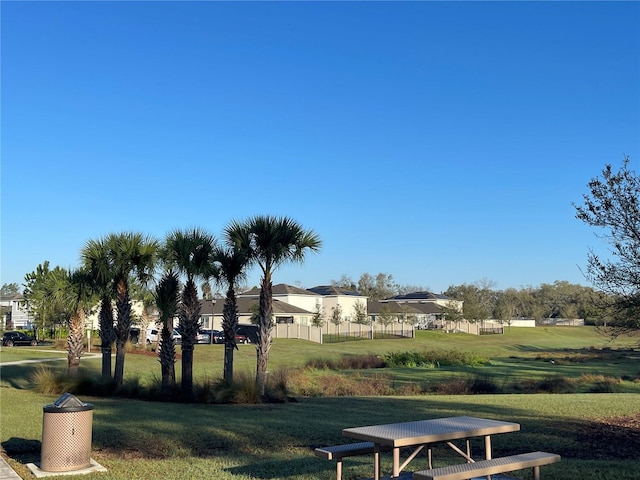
xmin=1 ymin=294 xmax=32 ymax=329
xmin=237 ymin=284 xmax=321 ymax=325
xmin=368 ymin=299 xmax=442 ymax=328
xmin=306 ymin=285 xmax=368 ymax=324
xmin=198 ymin=295 xmax=314 ymax=331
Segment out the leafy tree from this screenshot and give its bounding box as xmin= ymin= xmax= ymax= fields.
xmin=357 ymin=273 xmax=398 ymax=300
xmin=329 ymin=304 xmax=343 ymax=333
xmin=107 ymin=232 xmax=159 ymax=386
xmin=24 ymin=262 xmax=69 ymax=339
xmin=445 ymin=280 xmax=496 ymax=323
xmin=440 ymin=300 xmax=463 ymax=328
xmin=1 ymin=283 xmax=20 ymax=295
xmin=227 ymin=215 xmax=321 ymax=397
xmin=154 ymin=270 xmax=179 ymax=395
xmin=311 ymin=304 xmax=324 ymax=328
xmin=575 ymin=157 xmax=640 ymax=336
xmin=331 ymin=274 xmax=356 ymax=291
xmin=494 ymin=288 xmax=519 ymax=328
xmin=213 ymin=235 xmax=250 ymax=384
xmin=352 ymin=300 xmax=368 ymax=325
xmin=377 ymin=304 xmax=395 ymax=332
xmin=163 ymin=228 xmax=217 ymax=400
xmin=332 ymin=272 xmax=429 ymax=300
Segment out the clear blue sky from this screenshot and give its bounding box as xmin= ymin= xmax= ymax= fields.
xmin=2 ymin=1 xmax=639 ymax=294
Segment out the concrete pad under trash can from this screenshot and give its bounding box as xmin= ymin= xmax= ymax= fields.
xmin=27 ymin=459 xmax=107 ymax=478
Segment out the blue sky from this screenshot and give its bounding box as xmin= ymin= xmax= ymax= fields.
xmin=2 ymin=1 xmax=639 ymax=294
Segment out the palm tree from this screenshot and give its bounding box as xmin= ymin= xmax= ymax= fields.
xmin=108 ymin=232 xmax=159 ymax=387
xmin=163 ymin=228 xmax=217 ymax=400
xmin=227 ymin=215 xmax=321 ymax=396
xmin=154 ymin=270 xmax=180 ymax=396
xmin=212 ymin=240 xmax=250 ymax=384
xmin=44 ymin=268 xmax=95 ymax=376
xmin=81 ymin=237 xmax=116 ymax=379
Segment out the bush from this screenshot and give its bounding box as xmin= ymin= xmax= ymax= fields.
xmin=468 ymin=376 xmax=500 ymax=394
xmin=304 ymin=354 xmax=384 ymax=370
xmin=383 ymin=349 xmax=489 ymax=368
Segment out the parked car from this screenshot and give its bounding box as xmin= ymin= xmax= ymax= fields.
xmin=2 ymin=331 xmax=37 ymax=347
xmin=195 ymin=330 xmax=211 ymax=344
xmin=237 ymin=324 xmax=259 ymax=344
xmin=210 ymin=330 xmax=249 ymax=344
xmin=211 ymin=330 xmax=225 ymax=344
xmin=144 ymin=327 xmax=181 ymax=344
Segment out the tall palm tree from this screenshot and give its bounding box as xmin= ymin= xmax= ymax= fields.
xmin=227 ymin=215 xmax=321 ymax=396
xmin=81 ymin=237 xmax=116 ymax=379
xmin=212 ymin=240 xmax=250 ymax=384
xmin=108 ymin=232 xmax=159 ymax=387
xmin=163 ymin=228 xmax=217 ymax=400
xmin=154 ymin=270 xmax=180 ymax=396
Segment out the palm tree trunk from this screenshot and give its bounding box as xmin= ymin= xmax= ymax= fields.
xmin=159 ymin=324 xmax=176 ymax=396
xmin=256 ymin=278 xmax=273 ymax=396
xmin=179 ymin=278 xmax=200 ymax=401
xmin=98 ymin=295 xmax=115 ymax=379
xmin=67 ymin=311 xmax=85 ymax=377
xmin=222 ymin=286 xmax=238 ymax=383
xmin=114 ymin=282 xmax=132 ymax=386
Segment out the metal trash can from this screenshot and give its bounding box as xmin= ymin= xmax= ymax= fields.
xmin=41 ymin=393 xmax=94 ymax=472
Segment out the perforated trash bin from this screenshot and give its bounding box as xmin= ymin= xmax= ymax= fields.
xmin=41 ymin=393 xmax=94 ymax=472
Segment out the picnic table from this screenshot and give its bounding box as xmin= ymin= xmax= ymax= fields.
xmin=341 ymin=415 xmax=520 ymax=480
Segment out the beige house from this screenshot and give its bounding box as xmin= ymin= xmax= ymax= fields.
xmin=306 ymin=285 xmax=368 ymax=324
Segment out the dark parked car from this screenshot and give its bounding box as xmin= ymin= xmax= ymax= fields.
xmin=210 ymin=329 xmax=249 ymax=344
xmin=237 ymin=324 xmax=259 ymax=344
xmin=2 ymin=331 xmax=37 ymax=347
xmin=211 ymin=330 xmax=225 ymax=344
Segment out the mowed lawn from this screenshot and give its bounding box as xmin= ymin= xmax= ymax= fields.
xmin=1 ymin=326 xmax=639 ymax=480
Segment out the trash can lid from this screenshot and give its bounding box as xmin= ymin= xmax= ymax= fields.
xmin=54 ymin=393 xmax=84 ymax=408
xmin=43 ymin=393 xmax=94 ymax=413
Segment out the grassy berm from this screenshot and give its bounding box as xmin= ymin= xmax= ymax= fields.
xmin=1 ymin=326 xmax=639 ymax=480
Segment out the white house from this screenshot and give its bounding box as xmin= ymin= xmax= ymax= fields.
xmin=1 ymin=294 xmax=32 ymax=329
xmin=306 ymin=285 xmax=368 ymax=323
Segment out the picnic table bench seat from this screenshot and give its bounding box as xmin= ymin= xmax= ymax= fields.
xmin=314 ymin=442 xmax=392 ymax=480
xmin=412 ymin=451 xmax=561 ymax=480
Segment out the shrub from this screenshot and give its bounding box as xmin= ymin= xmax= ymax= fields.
xmin=427 ymin=379 xmax=469 ymax=395
xmin=513 ymin=376 xmax=575 ymax=393
xmin=383 ymin=349 xmax=489 ymax=368
xmin=468 ymin=376 xmax=500 ymax=394
xmin=304 ymin=354 xmax=384 ymax=370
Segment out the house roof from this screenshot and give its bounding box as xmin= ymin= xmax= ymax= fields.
xmin=367 ymin=300 xmax=439 ymax=315
xmin=239 ymin=283 xmax=320 ymax=297
xmin=0 ymin=293 xmax=24 ymax=301
xmin=385 ymin=291 xmax=451 ymax=301
xmin=201 ymin=297 xmax=312 ymax=316
xmin=307 ymin=285 xmax=364 ymax=297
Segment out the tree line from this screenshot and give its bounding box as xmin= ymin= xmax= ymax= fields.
xmin=20 ymin=215 xmax=321 ymax=402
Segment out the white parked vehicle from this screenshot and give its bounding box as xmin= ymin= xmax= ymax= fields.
xmin=146 ymin=327 xmax=181 ymax=344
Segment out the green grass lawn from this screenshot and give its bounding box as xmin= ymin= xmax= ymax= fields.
xmin=1 ymin=326 xmax=639 ymax=479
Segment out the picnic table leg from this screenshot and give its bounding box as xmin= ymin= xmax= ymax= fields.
xmin=484 ymin=435 xmax=492 ymax=459
xmin=336 ymin=458 xmax=342 ymax=480
xmin=484 ymin=435 xmax=492 ymax=480
xmin=374 ymin=444 xmax=380 ymax=480
xmin=533 ymin=465 xmax=541 ymax=480
xmin=392 ymin=447 xmax=400 ymax=478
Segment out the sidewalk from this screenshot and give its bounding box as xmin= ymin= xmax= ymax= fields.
xmin=0 ymin=456 xmax=21 ymax=480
